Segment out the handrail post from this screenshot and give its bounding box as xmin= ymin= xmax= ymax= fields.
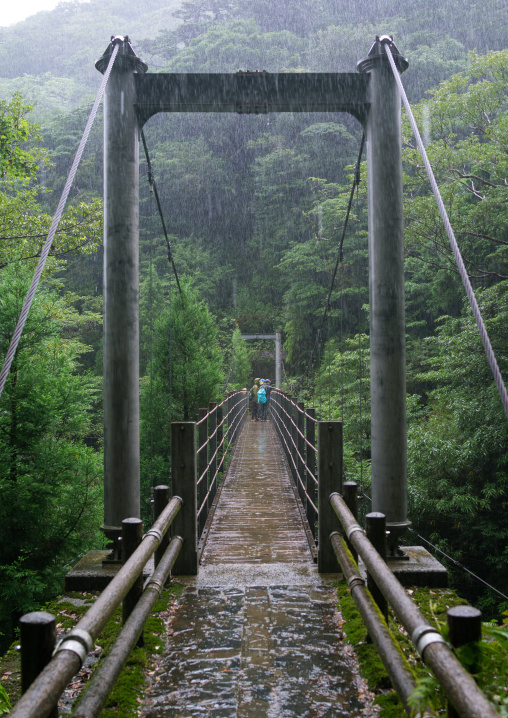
xmin=20 ymin=612 xmax=58 ymax=718
xmin=208 ymin=402 xmax=218 ymax=506
xmin=297 ymin=401 xmax=306 ymax=507
xmin=171 ymin=422 xmax=198 ymax=575
xmin=306 ymin=407 xmax=317 ymax=539
xmin=290 ymin=397 xmax=298 ymax=481
xmin=447 ymin=606 xmax=482 ymax=718
xmin=217 ymin=402 xmax=223 ymax=478
xmin=365 ymin=512 xmax=388 ymax=620
xmin=286 ymin=394 xmax=292 ymax=464
xmin=154 ymin=485 xmax=170 ymax=568
xmin=231 ymin=393 xmax=237 ymax=439
xmin=197 ymin=408 xmax=207 ymax=536
xmin=122 ymin=517 xmax=144 ymax=645
xmin=318 ymin=420 xmax=343 ymax=572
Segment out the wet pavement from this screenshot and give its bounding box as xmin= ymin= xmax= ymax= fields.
xmin=140 ymin=420 xmax=377 ymax=717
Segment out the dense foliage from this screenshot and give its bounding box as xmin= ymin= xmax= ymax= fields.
xmin=0 ymin=0 xmax=507 ymax=639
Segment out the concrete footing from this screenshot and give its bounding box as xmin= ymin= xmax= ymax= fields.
xmin=65 ymin=550 xmax=152 ymax=592
xmin=359 ymin=545 xmax=448 ymax=588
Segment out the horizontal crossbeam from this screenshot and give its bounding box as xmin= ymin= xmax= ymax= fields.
xmin=241 ymin=334 xmax=276 ymax=340
xmin=135 ymin=72 xmax=369 ymax=125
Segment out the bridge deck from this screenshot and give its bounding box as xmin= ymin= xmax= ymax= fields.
xmin=140 ymin=419 xmax=375 ymax=717
xmin=201 ymin=419 xmax=311 ymax=564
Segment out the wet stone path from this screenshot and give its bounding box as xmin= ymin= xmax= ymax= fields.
xmin=141 ymin=420 xmax=376 ymax=717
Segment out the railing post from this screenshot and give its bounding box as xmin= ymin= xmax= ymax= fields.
xmin=297 ymin=401 xmax=306 ymax=506
xmin=366 ymin=512 xmax=388 ymax=620
xmin=122 ymin=517 xmax=144 ymax=645
xmin=208 ymin=402 xmax=218 ymax=506
xmin=197 ymin=408 xmax=208 ymax=536
xmin=154 ymin=484 xmax=170 ymax=568
xmin=447 ymin=606 xmax=482 ymax=718
xmin=171 ymin=422 xmax=198 ymax=575
xmin=318 ymin=420 xmax=343 ymax=572
xmin=306 ymin=407 xmax=317 ymax=539
xmin=217 ymin=402 xmax=224 ymax=479
xmin=232 ymin=392 xmax=238 ymax=441
xmin=291 ymin=397 xmax=298 ymax=483
xmin=343 ymin=481 xmax=359 ymax=563
xmin=20 ymin=612 xmax=57 ymax=718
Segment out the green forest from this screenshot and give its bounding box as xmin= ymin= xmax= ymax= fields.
xmin=0 ymin=0 xmax=507 ymax=647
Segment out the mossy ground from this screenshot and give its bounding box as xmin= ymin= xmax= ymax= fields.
xmin=337 ymin=580 xmax=469 ymax=716
xmin=0 ymin=582 xmax=183 ymax=716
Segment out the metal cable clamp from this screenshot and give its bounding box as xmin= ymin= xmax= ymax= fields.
xmin=347 ymin=525 xmax=366 ymax=541
xmin=411 ymin=624 xmax=447 ymax=659
xmin=145 ymin=527 xmax=163 ymax=544
xmin=347 ymin=575 xmax=365 ymax=591
xmin=146 ymin=577 xmax=164 ymax=595
xmin=54 ymin=628 xmax=93 ymax=667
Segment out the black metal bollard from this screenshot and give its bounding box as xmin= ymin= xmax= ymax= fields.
xmin=20 ymin=611 xmax=58 ymax=717
xmin=366 ymin=512 xmax=388 ymax=621
xmin=447 ymin=606 xmax=482 ymax=718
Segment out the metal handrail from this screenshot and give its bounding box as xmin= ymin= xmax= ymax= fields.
xmin=10 ymin=497 xmax=183 ymax=718
xmin=329 ymin=492 xmax=499 ymax=718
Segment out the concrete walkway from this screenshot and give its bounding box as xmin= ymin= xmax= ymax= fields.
xmin=140 ymin=420 xmax=376 ymax=717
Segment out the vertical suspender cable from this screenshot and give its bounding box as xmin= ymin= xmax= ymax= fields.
xmin=384 ymin=41 xmax=508 ymax=422
xmin=0 ymin=42 xmax=120 ymax=400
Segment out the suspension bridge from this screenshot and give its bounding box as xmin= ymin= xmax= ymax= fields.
xmin=2 ymin=32 xmax=507 ymax=718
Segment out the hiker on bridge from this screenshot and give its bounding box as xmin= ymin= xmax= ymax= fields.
xmin=258 ymin=379 xmax=274 ymax=421
xmin=257 ymin=380 xmax=268 ymax=421
xmin=249 ymin=378 xmax=260 ymax=421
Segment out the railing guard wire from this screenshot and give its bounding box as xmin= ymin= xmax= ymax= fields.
xmin=10 ymin=496 xmax=182 ymax=718
xmin=383 ymin=38 xmax=508 ymax=422
xmin=196 ymin=391 xmax=247 ymax=528
xmin=270 ymin=390 xmax=318 ymax=536
xmin=0 ymin=41 xmax=120 ymax=402
xmin=329 ymin=492 xmax=499 ymax=718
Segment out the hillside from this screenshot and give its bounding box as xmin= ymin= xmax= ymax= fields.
xmin=0 ymin=0 xmax=507 ymax=632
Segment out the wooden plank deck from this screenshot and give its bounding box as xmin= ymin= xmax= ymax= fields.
xmin=201 ymin=418 xmax=311 ymax=565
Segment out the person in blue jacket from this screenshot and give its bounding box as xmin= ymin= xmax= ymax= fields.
xmin=257 ymin=380 xmax=268 ymax=421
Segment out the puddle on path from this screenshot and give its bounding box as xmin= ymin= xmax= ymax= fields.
xmin=140 ymin=570 xmax=377 ymax=717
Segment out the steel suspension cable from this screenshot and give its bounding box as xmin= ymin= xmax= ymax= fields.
xmin=408 ymin=528 xmax=508 ymax=602
xmin=0 ymin=42 xmax=120 ymax=400
xmin=296 ymin=134 xmax=365 ymax=394
xmin=141 ymin=129 xmax=182 ymax=295
xmin=384 ymin=41 xmax=508 ymax=421
xmin=361 ymin=485 xmax=508 ymax=601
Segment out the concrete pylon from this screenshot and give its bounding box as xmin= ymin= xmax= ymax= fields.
xmin=358 ymin=36 xmax=411 ymax=549
xmin=96 ymin=37 xmax=148 ymax=557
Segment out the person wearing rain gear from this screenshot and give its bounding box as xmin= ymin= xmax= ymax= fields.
xmin=257 ymin=380 xmax=268 ymax=421
xmin=249 ymin=378 xmax=260 ymax=421
xmin=263 ymin=379 xmax=274 ymax=420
